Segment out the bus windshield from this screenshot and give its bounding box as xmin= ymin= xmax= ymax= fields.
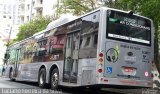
xmin=107 ymin=10 xmax=151 ymax=46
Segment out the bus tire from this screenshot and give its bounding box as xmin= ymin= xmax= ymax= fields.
xmin=9 ymin=69 xmax=15 ymax=81
xmin=50 ymin=68 xmax=59 ymax=90
xmin=38 ymin=68 xmax=46 ymax=88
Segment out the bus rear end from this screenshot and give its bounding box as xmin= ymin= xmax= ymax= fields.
xmin=97 ymin=8 xmax=153 ymax=88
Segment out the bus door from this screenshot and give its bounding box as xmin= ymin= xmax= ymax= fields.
xmin=14 ymin=49 xmax=21 ymax=77
xmin=63 ymin=30 xmax=80 ymax=83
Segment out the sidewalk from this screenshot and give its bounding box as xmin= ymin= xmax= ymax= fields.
xmin=152 ymin=62 xmax=160 ymax=90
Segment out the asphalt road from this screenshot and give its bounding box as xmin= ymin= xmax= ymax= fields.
xmin=0 ymin=77 xmax=124 ymax=94
xmin=1 ymin=77 xmax=159 ymax=94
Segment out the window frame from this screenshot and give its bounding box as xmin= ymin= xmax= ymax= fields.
xmin=106 ymin=10 xmax=152 ymax=46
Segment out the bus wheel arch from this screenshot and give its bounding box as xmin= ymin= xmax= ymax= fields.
xmin=49 ymin=65 xmax=59 ymax=90
xmin=38 ymin=65 xmax=46 ymax=88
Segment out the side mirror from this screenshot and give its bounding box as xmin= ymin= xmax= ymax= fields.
xmin=128 ymin=10 xmax=134 ymax=16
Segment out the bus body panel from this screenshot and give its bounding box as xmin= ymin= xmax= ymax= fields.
xmin=104 ymin=41 xmax=152 ymax=80
xmin=5 ymin=61 xmax=64 ymax=83
xmin=4 ymin=7 xmax=154 ymax=89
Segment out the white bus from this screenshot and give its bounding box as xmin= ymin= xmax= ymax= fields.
xmin=5 ymin=7 xmax=154 ymax=90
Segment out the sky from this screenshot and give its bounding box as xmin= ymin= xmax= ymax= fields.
xmin=0 ymin=0 xmax=15 ymax=4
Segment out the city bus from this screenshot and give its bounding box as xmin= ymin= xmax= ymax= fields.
xmin=4 ymin=7 xmax=154 ymax=90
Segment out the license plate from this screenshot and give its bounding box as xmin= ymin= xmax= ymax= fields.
xmin=124 ymin=67 xmax=134 ymax=72
xmin=122 ymin=66 xmax=136 ymax=75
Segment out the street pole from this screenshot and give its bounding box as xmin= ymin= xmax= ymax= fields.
xmin=30 ymin=0 xmax=33 ymax=21
xmin=7 ymin=27 xmax=12 ymax=46
xmin=4 ymin=26 xmax=12 ymax=65
xmin=56 ymin=0 xmax=59 ymax=18
xmin=2 ymin=27 xmax=12 ymax=76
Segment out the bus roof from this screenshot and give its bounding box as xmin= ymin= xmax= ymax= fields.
xmin=46 ymin=14 xmax=77 ymax=31
xmin=33 ymin=14 xmax=77 ymax=37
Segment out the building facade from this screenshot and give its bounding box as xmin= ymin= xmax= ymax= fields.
xmin=0 ymin=0 xmax=19 ymax=65
xmin=19 ymin=0 xmax=60 ymax=24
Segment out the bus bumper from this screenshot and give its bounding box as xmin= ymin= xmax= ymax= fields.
xmin=97 ymin=77 xmax=152 ymax=88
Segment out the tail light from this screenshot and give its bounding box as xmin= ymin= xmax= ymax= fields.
xmin=98 ymin=69 xmax=102 ymax=73
xmin=98 ymin=53 xmax=103 ymax=63
xmin=99 ymin=58 xmax=103 ymax=63
xmin=98 ymin=52 xmax=103 ymax=74
xmin=99 ymin=53 xmax=103 ymax=57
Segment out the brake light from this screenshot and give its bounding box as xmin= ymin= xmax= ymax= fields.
xmin=99 ymin=53 xmax=103 ymax=57
xmin=100 ymin=78 xmax=103 ymax=81
xmin=98 ymin=69 xmax=102 ymax=73
xmin=98 ymin=52 xmax=103 ymax=74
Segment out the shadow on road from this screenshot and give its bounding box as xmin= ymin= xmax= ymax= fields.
xmin=7 ymin=80 xmax=39 ymax=87
xmin=5 ymin=79 xmax=124 ymax=94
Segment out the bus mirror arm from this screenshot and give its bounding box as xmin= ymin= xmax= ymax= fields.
xmin=128 ymin=10 xmax=134 ymax=16
xmin=4 ymin=53 xmax=10 ymax=59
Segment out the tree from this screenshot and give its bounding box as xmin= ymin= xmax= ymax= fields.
xmin=16 ymin=16 xmax=52 ymax=41
xmin=104 ymin=0 xmax=119 ymax=8
xmin=62 ymin=0 xmax=96 ymax=15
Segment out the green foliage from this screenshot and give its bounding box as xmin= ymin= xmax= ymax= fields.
xmin=63 ymin=0 xmax=96 ymax=15
xmin=6 ymin=39 xmax=17 ymax=46
xmin=16 ymin=16 xmax=52 ymax=41
xmin=104 ymin=0 xmax=120 ymax=9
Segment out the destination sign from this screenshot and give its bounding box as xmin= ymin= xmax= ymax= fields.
xmin=120 ymin=17 xmax=150 ymax=30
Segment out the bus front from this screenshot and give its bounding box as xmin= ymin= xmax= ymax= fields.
xmin=98 ymin=8 xmax=153 ymax=88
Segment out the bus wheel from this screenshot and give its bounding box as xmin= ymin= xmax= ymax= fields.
xmin=9 ymin=69 xmax=15 ymax=81
xmin=38 ymin=68 xmax=46 ymax=88
xmin=50 ymin=68 xmax=59 ymax=90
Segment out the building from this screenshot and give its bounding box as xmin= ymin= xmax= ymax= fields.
xmin=0 ymin=0 xmax=20 ymax=65
xmin=0 ymin=0 xmax=20 ymax=41
xmin=0 ymin=0 xmax=63 ymax=65
xmin=18 ymin=0 xmax=104 ymax=23
xmin=18 ymin=0 xmax=61 ymax=24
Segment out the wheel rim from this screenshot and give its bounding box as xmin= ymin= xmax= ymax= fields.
xmin=52 ymin=73 xmax=58 ymax=87
xmin=40 ymin=73 xmax=44 ymax=85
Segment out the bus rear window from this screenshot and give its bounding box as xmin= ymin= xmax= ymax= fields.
xmin=107 ymin=10 xmax=151 ymax=46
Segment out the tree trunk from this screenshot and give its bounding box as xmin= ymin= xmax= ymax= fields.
xmin=154 ymin=22 xmax=160 ymax=73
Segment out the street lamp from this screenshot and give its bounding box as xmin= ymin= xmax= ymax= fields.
xmin=4 ymin=26 xmax=12 ymax=65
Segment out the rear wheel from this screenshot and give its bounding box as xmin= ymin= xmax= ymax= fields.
xmin=50 ymin=68 xmax=59 ymax=90
xmin=38 ymin=68 xmax=46 ymax=88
